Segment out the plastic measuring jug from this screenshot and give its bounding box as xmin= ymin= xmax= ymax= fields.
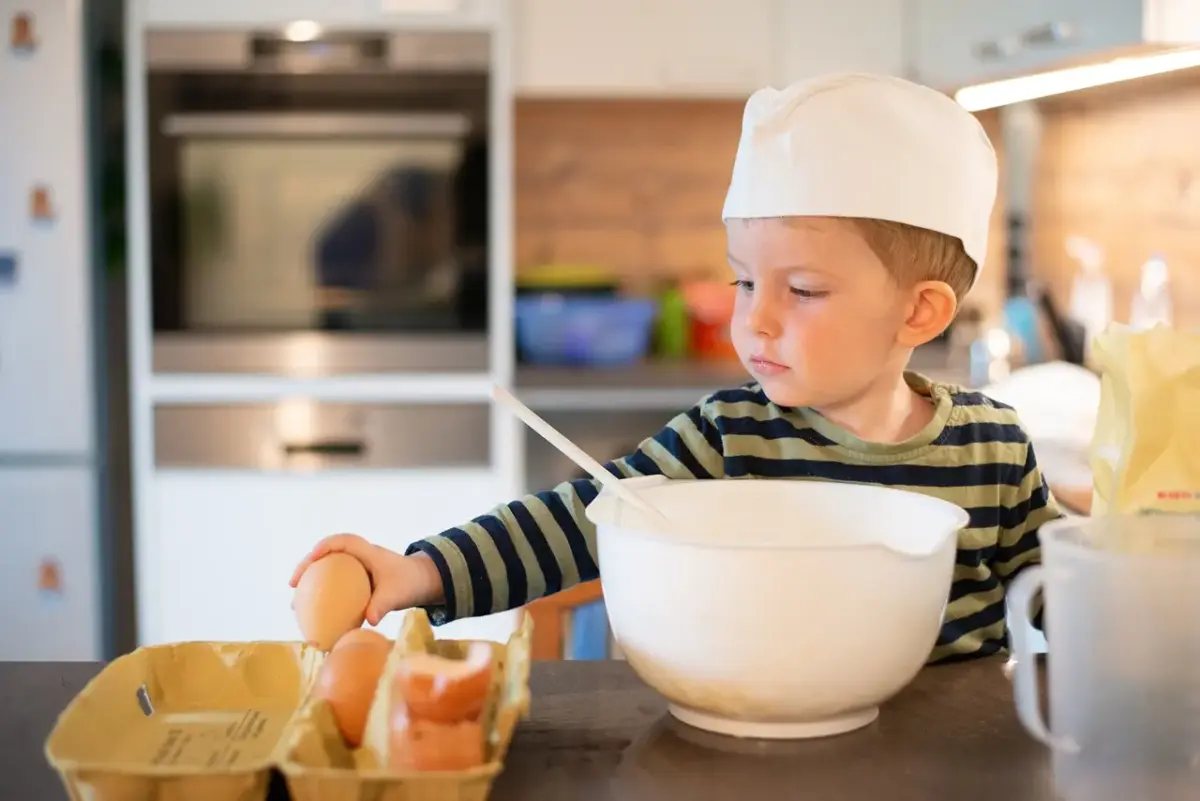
xmin=1008 ymin=514 xmax=1200 ymax=801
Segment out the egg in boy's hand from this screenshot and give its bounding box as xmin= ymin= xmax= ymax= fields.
xmin=289 ymin=533 xmax=446 ymax=636
xmin=291 ymin=552 xmax=372 ymax=650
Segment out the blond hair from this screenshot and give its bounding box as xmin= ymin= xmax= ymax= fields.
xmin=849 ymin=218 xmax=978 ymax=302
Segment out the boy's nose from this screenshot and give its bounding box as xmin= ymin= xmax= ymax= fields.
xmin=747 ymin=296 xmax=782 ymax=339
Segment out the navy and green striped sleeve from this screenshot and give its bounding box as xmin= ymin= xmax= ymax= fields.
xmin=993 ymin=440 xmax=1063 ymax=631
xmin=405 ymin=398 xmax=726 ymax=624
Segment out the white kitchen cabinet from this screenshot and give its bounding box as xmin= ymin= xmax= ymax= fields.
xmin=912 ymin=0 xmax=1200 ymax=90
xmin=149 ymin=469 xmax=520 ymax=647
xmin=0 ymin=0 xmax=93 ymax=455
xmin=141 ymin=0 xmax=500 ymax=28
xmin=513 ymin=0 xmax=774 ymax=97
xmin=0 ymin=468 xmax=101 ymax=660
xmin=772 ymin=0 xmax=908 ymax=84
xmin=665 ymin=0 xmax=777 ymax=93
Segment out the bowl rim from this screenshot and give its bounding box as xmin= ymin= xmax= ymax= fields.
xmin=586 ymin=477 xmax=971 ymax=557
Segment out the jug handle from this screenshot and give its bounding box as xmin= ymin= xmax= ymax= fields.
xmin=1008 ymin=566 xmax=1080 ymax=753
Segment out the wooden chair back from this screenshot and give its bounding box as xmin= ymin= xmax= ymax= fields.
xmin=524 ymin=580 xmax=607 ymax=660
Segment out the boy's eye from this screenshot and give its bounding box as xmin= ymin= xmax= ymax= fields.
xmin=730 ymin=279 xmax=754 ymax=292
xmin=790 ymin=287 xmax=825 ymax=299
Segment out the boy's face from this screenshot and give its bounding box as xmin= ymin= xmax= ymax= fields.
xmin=725 ymin=216 xmax=916 ymax=409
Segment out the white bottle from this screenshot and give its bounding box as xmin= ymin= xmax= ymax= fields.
xmin=1129 ymin=254 xmax=1172 ymax=330
xmin=1065 ymin=235 xmax=1112 ymax=356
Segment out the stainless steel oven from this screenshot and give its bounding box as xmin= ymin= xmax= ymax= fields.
xmin=143 ymin=27 xmax=493 ymax=374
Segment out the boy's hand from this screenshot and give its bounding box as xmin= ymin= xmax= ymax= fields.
xmin=289 ymin=535 xmax=444 ymax=626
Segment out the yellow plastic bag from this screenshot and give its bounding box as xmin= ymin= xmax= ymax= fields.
xmin=1089 ymin=324 xmax=1200 ymax=515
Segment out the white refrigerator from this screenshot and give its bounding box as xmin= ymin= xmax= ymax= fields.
xmin=0 ymin=0 xmax=110 ymax=661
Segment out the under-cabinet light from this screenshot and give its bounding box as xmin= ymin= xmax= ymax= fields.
xmin=955 ymin=47 xmax=1200 ymax=111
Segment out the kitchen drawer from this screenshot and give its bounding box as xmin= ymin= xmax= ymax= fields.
xmin=154 ymin=402 xmax=491 ymax=471
xmin=148 ymin=470 xmax=515 ymax=645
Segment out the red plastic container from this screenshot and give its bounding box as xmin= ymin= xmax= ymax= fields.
xmin=682 ymin=282 xmax=739 ymax=361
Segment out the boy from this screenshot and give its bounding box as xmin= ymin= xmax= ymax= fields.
xmin=290 ymin=73 xmax=1060 ymax=664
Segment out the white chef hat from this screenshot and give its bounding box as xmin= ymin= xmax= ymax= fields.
xmin=722 ymin=72 xmax=998 ymax=284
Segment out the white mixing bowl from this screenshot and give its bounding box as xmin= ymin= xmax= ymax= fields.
xmin=586 ymin=476 xmax=969 ymax=739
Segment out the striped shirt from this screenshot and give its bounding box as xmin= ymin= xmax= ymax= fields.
xmin=407 ymin=371 xmax=1061 ymax=664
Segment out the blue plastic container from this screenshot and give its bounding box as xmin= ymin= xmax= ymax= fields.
xmin=515 ymin=295 xmax=660 ymax=366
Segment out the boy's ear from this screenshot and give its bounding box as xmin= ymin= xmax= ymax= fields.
xmin=897 ymin=280 xmax=958 ymax=347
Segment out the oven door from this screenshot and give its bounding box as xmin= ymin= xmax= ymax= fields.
xmin=144 ymin=29 xmax=492 ymax=375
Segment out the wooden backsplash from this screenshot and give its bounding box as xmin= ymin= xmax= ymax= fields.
xmin=514 ymin=75 xmax=1200 ymax=326
xmin=514 ymin=99 xmax=1009 ymax=312
xmin=514 ymin=100 xmax=740 ymax=284
xmin=1033 ymin=72 xmax=1200 ymax=329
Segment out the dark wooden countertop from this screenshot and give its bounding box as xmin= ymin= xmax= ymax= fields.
xmin=0 ymin=656 xmax=1053 ymax=801
xmin=492 ymin=657 xmax=1053 ymax=800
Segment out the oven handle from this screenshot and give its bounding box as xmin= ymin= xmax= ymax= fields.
xmin=282 ymin=439 xmax=367 ymax=458
xmin=161 ymin=112 xmax=470 ymax=139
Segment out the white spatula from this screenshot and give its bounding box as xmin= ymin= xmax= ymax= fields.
xmin=491 ymin=384 xmax=672 ymax=525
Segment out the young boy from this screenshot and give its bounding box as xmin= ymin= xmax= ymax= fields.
xmin=290 ymin=73 xmax=1060 ymax=664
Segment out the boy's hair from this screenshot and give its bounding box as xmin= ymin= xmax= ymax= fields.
xmin=850 ymin=219 xmax=978 ymax=303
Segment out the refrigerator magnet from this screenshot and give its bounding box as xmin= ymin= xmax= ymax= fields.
xmin=0 ymin=252 xmax=17 ymax=287
xmin=38 ymin=557 xmax=64 ymax=601
xmin=10 ymin=11 xmax=35 ymax=53
xmin=30 ymin=185 xmax=54 ymax=223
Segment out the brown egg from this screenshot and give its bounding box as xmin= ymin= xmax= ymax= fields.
xmin=388 ymin=703 xmax=485 ymax=771
xmin=293 ymin=553 xmax=371 ymax=651
xmin=333 ymin=627 xmax=390 ymax=652
xmin=314 ymin=642 xmax=391 ymax=748
xmin=392 ymin=641 xmax=494 ymax=724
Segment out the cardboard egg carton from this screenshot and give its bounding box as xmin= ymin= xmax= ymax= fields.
xmin=44 ymin=609 xmax=534 ymax=801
